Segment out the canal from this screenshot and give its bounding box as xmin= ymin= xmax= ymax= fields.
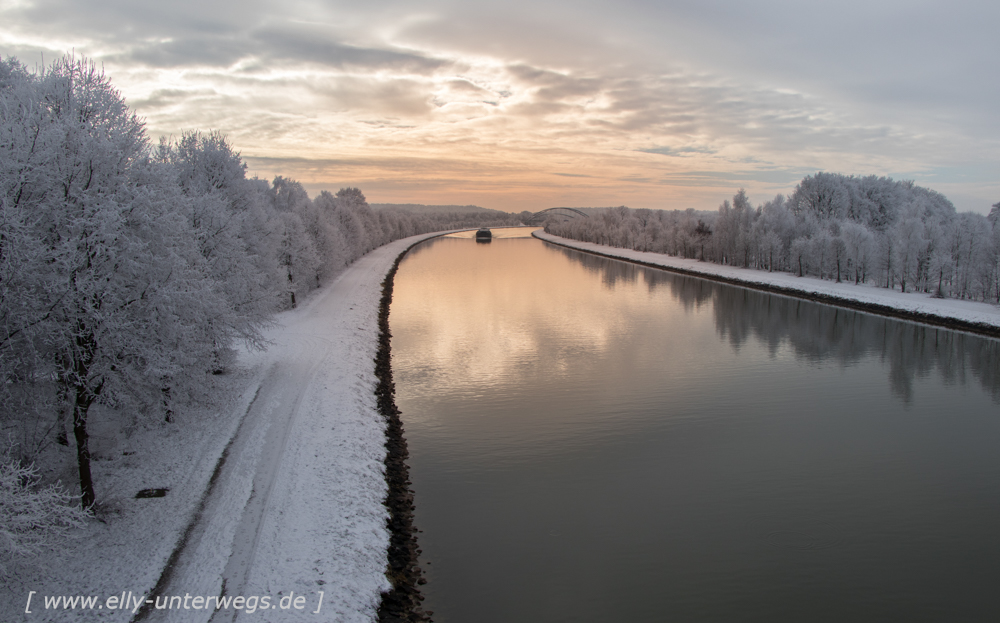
xmin=389 ymin=228 xmax=1000 ymax=622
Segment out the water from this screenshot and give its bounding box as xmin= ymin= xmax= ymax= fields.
xmin=389 ymin=229 xmax=1000 ymax=622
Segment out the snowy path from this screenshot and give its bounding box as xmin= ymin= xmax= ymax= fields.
xmin=136 ymin=231 xmax=444 ymax=623
xmin=535 ymin=231 xmax=1000 ymax=334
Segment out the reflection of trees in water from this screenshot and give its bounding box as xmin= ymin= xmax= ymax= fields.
xmin=560 ymin=247 xmax=1000 ymax=404
xmin=569 ymin=248 xmax=644 ymax=289
xmin=706 ymin=284 xmax=1000 ymax=404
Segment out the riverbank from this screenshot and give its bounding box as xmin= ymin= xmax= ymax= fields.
xmin=534 ymin=231 xmax=1000 ymax=338
xmin=375 ymin=240 xmax=432 ymax=623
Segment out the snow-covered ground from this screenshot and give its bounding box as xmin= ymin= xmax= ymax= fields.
xmin=534 ymin=231 xmax=1000 ymax=333
xmin=6 ymin=231 xmax=445 ymax=623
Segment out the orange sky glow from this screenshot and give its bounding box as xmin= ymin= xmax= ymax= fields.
xmin=2 ymin=0 xmax=997 ymax=213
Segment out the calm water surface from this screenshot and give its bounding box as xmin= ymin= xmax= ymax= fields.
xmin=389 ymin=229 xmax=1000 ymax=622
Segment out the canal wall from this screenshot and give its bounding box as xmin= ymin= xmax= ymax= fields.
xmin=375 ymin=236 xmax=442 ymax=623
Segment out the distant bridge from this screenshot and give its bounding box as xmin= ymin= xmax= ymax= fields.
xmin=524 ymin=207 xmax=590 ymax=225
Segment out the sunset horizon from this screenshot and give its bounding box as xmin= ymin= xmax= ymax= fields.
xmin=3 ymin=0 xmax=996 ymax=214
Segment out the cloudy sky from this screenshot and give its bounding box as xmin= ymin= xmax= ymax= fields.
xmin=2 ymin=0 xmax=997 ymax=213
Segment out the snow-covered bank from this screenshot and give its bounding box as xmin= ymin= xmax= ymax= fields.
xmin=534 ymin=231 xmax=1000 ymax=337
xmin=5 ymin=231 xmax=445 ymax=623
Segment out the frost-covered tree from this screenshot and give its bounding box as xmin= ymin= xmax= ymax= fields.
xmin=0 ymin=57 xmax=254 ymax=508
xmin=841 ymin=220 xmax=874 ymax=284
xmin=760 ymin=230 xmax=782 ymax=272
xmin=155 ymin=131 xmax=280 ymax=349
xmin=330 ymin=188 xmax=372 ymax=261
xmin=893 ymin=211 xmax=927 ymax=293
xmin=276 ymin=210 xmax=319 ymax=308
xmin=792 ymin=172 xmax=851 ymax=220
xmin=546 ymin=177 xmax=997 ymax=302
xmin=1 ymin=447 xmax=89 ymax=577
xmin=0 ymin=58 xmax=51 ymax=433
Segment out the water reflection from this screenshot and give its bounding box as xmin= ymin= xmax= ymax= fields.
xmin=559 ymin=246 xmax=1000 ymax=404
xmin=393 ymin=236 xmax=1000 ymax=623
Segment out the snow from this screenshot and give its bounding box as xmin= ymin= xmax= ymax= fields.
xmin=4 ymin=231 xmax=446 ymax=623
xmin=534 ymin=231 xmax=1000 ymax=333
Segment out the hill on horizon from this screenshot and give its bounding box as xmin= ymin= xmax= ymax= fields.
xmin=545 ymin=207 xmax=717 ymax=218
xmin=372 ymin=203 xmax=511 ymax=215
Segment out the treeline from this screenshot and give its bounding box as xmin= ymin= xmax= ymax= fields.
xmin=0 ymin=55 xmax=516 ymax=519
xmin=547 ymin=173 xmax=1000 ymax=303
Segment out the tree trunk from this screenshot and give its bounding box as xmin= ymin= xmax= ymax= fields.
xmin=161 ymin=384 xmax=174 ymax=423
xmin=72 ymin=325 xmax=100 ymax=510
xmin=56 ymin=377 xmax=70 ymax=446
xmin=73 ymin=384 xmax=96 ymax=510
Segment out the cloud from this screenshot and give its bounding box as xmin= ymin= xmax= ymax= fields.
xmin=639 ymin=146 xmax=716 ymax=157
xmin=129 ymin=87 xmax=219 ymax=109
xmin=253 ymin=27 xmax=447 ymax=73
xmin=2 ymin=0 xmax=996 ymax=212
xmin=121 ymin=36 xmax=250 ymax=68
xmin=103 ymin=25 xmax=449 ymax=74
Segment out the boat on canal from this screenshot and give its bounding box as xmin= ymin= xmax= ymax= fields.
xmin=475 ymin=227 xmax=492 ymax=242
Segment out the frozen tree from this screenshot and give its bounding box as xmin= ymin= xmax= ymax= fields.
xmin=791 ymin=172 xmax=851 ymax=221
xmin=693 ymin=219 xmax=713 ymax=260
xmin=841 ymin=221 xmax=874 ymax=284
xmin=732 ymin=189 xmax=757 ymax=267
xmin=951 ymin=212 xmax=990 ymax=299
xmin=269 ymin=175 xmax=310 ymax=213
xmin=156 ymin=132 xmax=281 ymax=349
xmin=312 ymin=190 xmax=352 ymax=272
xmin=928 ymin=247 xmax=954 ymax=298
xmin=830 ymin=229 xmax=847 ymax=283
xmin=714 ymin=199 xmax=736 ymax=264
xmin=810 ymin=230 xmax=833 ymax=280
xmin=0 ymin=448 xmax=88 ymax=577
xmin=276 ymin=210 xmax=319 ymax=308
xmin=329 ymin=188 xmax=372 ymax=261
xmin=543 ymin=173 xmax=998 ymax=303
xmin=0 ymin=57 xmax=251 ymax=508
xmin=760 ymin=230 xmax=782 ymax=271
xmin=300 ymin=191 xmax=349 ymax=286
xmin=893 ymin=213 xmax=926 ymax=293
xmin=987 ymin=205 xmax=1000 ymax=302
xmin=0 ymin=58 xmax=51 ymax=435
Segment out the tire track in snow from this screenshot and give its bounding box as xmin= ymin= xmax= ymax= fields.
xmin=136 ymin=334 xmax=331 ymax=623
xmin=211 ymin=339 xmax=331 ymax=623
